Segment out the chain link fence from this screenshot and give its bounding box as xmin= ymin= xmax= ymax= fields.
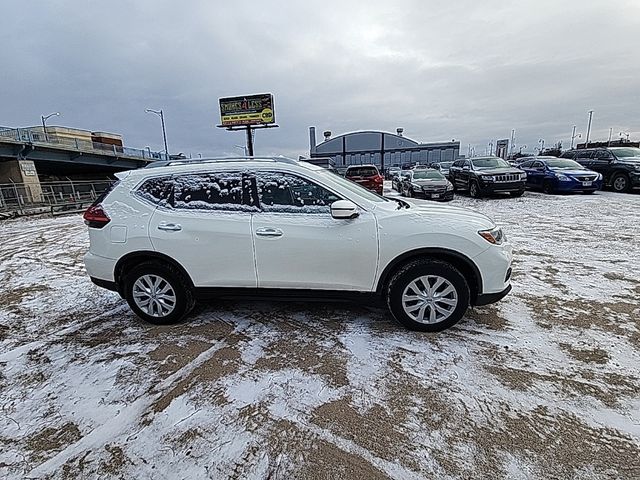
xmin=0 ymin=179 xmax=114 ymax=217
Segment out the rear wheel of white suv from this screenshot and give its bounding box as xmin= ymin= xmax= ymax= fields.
xmin=387 ymin=259 xmax=470 ymax=332
xmin=123 ymin=262 xmax=194 ymax=325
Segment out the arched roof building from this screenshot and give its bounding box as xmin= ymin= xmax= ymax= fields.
xmin=309 ymin=127 xmax=460 ymax=170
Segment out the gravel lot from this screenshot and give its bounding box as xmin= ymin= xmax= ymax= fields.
xmin=1 ymin=187 xmax=639 ymax=479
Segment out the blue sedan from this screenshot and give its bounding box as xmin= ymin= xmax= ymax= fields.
xmin=519 ymin=157 xmax=603 ymax=194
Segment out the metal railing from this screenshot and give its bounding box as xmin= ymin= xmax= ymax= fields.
xmin=0 ymin=126 xmax=168 ymax=162
xmin=0 ymin=179 xmax=114 ymax=215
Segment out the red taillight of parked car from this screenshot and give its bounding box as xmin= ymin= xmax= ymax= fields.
xmin=83 ymin=205 xmax=111 ymax=228
xmin=373 ymin=175 xmax=384 ymax=184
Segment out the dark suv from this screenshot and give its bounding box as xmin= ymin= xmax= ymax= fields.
xmin=561 ymin=147 xmax=640 ymax=193
xmin=449 ymin=157 xmax=526 ymax=198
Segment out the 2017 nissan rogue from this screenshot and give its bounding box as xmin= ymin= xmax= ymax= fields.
xmin=84 ymin=157 xmax=513 ymax=332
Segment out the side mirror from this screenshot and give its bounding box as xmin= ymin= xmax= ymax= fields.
xmin=331 ymin=200 xmax=359 ymax=220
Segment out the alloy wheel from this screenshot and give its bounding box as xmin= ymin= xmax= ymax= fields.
xmin=132 ymin=274 xmax=177 ymax=317
xmin=401 ymin=275 xmax=458 ymax=324
xmin=613 ymin=175 xmax=627 ymax=192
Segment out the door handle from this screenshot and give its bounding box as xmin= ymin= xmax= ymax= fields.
xmin=157 ymin=223 xmax=182 ymax=232
xmin=255 ymin=227 xmax=283 ymax=237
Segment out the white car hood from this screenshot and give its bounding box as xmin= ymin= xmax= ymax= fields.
xmin=376 ymin=200 xmax=496 ymax=231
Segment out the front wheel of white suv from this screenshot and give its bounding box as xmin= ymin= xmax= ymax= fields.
xmin=386 ymin=260 xmax=470 ymax=332
xmin=123 ymin=262 xmax=194 ymax=325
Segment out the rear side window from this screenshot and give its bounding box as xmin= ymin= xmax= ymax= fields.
xmin=92 ymin=180 xmax=119 ymax=205
xmin=172 ymin=172 xmax=257 ymax=211
xmin=346 ymin=167 xmax=379 ymax=177
xmin=136 ymin=176 xmax=172 ymax=206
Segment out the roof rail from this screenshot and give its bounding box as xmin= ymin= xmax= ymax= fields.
xmin=144 ymin=156 xmax=299 ymax=169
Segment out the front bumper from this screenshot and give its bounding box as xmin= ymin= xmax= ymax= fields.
xmin=417 ymin=189 xmax=454 ymax=201
xmin=630 ymin=172 xmax=640 ymax=188
xmin=475 ymin=284 xmax=512 ymax=306
xmin=478 ymin=180 xmax=525 ymax=193
xmin=554 ymin=178 xmax=603 ymax=192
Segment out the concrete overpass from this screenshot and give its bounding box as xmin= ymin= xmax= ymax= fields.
xmin=0 ymin=125 xmax=167 ymax=180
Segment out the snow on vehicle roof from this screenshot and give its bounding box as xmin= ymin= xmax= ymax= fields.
xmin=117 ymin=156 xmax=320 ymax=180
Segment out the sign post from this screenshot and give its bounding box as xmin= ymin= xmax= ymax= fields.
xmin=217 ymin=93 xmax=278 ymax=156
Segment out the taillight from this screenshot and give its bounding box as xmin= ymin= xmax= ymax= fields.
xmin=374 ymin=175 xmax=384 ymax=183
xmin=83 ymin=205 xmax=111 ymax=228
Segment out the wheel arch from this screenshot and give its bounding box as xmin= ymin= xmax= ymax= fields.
xmin=114 ymin=251 xmax=194 ymax=293
xmin=376 ymin=248 xmax=483 ymax=304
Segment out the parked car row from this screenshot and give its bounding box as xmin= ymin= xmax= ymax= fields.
xmin=384 ymin=146 xmax=640 ymax=199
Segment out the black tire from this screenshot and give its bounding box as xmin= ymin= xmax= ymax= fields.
xmin=611 ymin=173 xmax=631 ymax=193
xmin=123 ymin=261 xmax=194 ymax=325
xmin=386 ymin=259 xmax=470 ymax=332
xmin=469 ymin=181 xmax=481 ymax=198
xmin=542 ymin=180 xmax=554 ymax=194
xmin=510 ymin=190 xmax=524 ymax=197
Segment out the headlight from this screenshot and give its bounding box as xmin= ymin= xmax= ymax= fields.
xmin=520 ymin=173 xmax=527 ymax=180
xmin=555 ymin=174 xmax=570 ymax=181
xmin=478 ymin=227 xmax=505 ymax=245
xmin=446 ymin=183 xmax=454 ymax=191
xmin=411 ymin=183 xmax=421 ymax=189
xmin=481 ymin=175 xmax=495 ymax=182
xmin=634 ymin=165 xmax=640 ymax=171
xmin=597 ymin=173 xmax=603 ymax=180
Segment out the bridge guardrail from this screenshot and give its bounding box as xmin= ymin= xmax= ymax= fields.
xmin=0 ymin=126 xmax=168 ymax=162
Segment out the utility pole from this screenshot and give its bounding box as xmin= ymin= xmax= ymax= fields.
xmin=608 ymin=128 xmax=613 ymax=146
xmin=585 ymin=110 xmax=594 ymax=148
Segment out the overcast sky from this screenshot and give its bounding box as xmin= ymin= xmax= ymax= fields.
xmin=2 ymin=0 xmax=639 ymax=158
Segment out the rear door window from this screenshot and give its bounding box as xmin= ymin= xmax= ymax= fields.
xmin=576 ymin=150 xmax=594 ymax=160
xmin=172 ymin=171 xmax=257 ymax=211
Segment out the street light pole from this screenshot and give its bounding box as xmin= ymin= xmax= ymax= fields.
xmin=41 ymin=112 xmax=60 ymax=141
xmin=145 ymin=108 xmax=169 ymax=160
xmin=585 ymin=110 xmax=594 ymax=148
xmin=538 ymin=139 xmax=545 ymax=155
xmin=510 ymin=129 xmax=516 ymax=156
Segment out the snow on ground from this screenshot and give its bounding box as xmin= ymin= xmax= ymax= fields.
xmin=0 ymin=187 xmax=639 ymax=479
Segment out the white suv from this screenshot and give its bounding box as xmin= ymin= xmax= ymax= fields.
xmin=84 ymin=157 xmax=513 ymax=332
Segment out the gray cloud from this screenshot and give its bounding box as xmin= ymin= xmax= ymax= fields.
xmin=1 ymin=0 xmax=639 ymax=158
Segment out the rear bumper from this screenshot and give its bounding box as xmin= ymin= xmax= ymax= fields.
xmin=475 ymin=284 xmax=512 ymax=306
xmin=84 ymin=251 xmax=116 ymax=282
xmin=90 ymin=276 xmax=119 ymax=292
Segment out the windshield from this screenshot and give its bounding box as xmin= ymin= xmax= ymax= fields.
xmin=545 ymin=158 xmax=583 ymax=169
xmin=610 ymin=147 xmax=640 ymax=159
xmin=472 ymin=157 xmax=510 ymax=169
xmin=316 ymin=169 xmax=389 ymax=203
xmin=438 ymin=162 xmax=453 ymax=168
xmin=413 ymin=170 xmax=444 ymax=180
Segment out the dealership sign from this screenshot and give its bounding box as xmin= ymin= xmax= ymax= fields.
xmin=219 ymin=93 xmax=275 ymax=127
